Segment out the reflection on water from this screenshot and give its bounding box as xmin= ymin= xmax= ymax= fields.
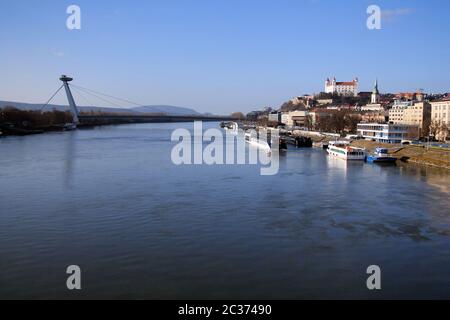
xmin=398 ymin=163 xmax=450 ymax=195
xmin=326 ymin=156 xmax=366 ymax=173
xmin=63 ymin=132 xmax=76 ymax=188
xmin=0 ymin=122 xmax=449 ymax=299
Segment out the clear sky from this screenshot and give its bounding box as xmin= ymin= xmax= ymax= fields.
xmin=0 ymin=0 xmax=449 ymax=114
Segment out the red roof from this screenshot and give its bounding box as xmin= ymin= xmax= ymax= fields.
xmin=336 ymin=81 xmax=357 ymax=86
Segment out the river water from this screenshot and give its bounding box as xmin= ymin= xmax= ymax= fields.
xmin=0 ymin=122 xmax=449 ymax=299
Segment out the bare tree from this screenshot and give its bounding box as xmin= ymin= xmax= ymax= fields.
xmin=230 ymin=112 xmax=245 ymax=120
xmin=430 ymin=120 xmax=449 ymax=142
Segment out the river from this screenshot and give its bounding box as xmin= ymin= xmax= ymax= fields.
xmin=0 ymin=122 xmax=449 ymax=299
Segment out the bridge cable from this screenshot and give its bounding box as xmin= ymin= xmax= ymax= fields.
xmin=70 ymin=86 xmax=98 ymax=110
xmin=40 ymin=85 xmax=64 ymax=112
xmin=69 ymin=84 xmax=126 ymax=109
xmin=70 ymin=84 xmax=145 ymax=107
xmin=71 ymin=85 xmax=128 ymax=109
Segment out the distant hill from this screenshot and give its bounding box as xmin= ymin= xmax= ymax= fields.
xmin=0 ymin=100 xmax=200 ymax=116
xmin=132 ymin=105 xmax=200 ymax=115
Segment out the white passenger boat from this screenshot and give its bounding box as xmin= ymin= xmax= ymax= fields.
xmin=328 ymin=140 xmax=351 ymax=146
xmin=224 ymin=122 xmax=240 ymax=135
xmin=327 ymin=143 xmax=366 ymax=160
xmin=245 ymin=132 xmax=271 ymax=152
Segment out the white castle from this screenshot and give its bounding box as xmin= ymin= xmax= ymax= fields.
xmin=325 ymin=77 xmax=359 ymax=97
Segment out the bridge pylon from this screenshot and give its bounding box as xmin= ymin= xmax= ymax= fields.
xmin=59 ymin=75 xmax=80 ymax=125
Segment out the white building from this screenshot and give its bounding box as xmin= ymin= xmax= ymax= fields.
xmin=357 ymin=123 xmax=419 ymax=144
xmin=281 ymin=111 xmax=309 ymax=128
xmin=431 ymin=95 xmax=450 ymax=127
xmin=325 ymin=77 xmax=358 ymax=97
xmin=316 ymin=99 xmax=334 ymax=105
xmin=430 ymin=95 xmax=450 ymax=140
xmin=361 ymin=104 xmax=384 ymax=112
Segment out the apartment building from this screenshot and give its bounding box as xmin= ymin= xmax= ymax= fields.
xmin=430 ymin=95 xmax=450 ymax=140
xmin=431 ymin=95 xmax=450 ymax=127
xmin=402 ymin=102 xmax=431 ymax=136
xmin=389 ymin=100 xmax=413 ymax=123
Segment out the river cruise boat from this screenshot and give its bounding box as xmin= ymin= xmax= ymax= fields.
xmin=327 ymin=143 xmax=366 ymax=160
xmin=245 ymin=131 xmax=271 ymax=152
xmin=366 ymin=148 xmax=397 ymax=163
xmin=225 ymin=122 xmax=240 ymax=135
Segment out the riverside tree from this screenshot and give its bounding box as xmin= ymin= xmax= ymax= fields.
xmin=230 ymin=112 xmax=246 ymax=120
xmin=430 ymin=120 xmax=449 ymax=142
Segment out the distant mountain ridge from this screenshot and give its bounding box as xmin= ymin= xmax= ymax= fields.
xmin=0 ymin=100 xmax=201 ymax=116
xmin=132 ymin=105 xmax=200 ymax=115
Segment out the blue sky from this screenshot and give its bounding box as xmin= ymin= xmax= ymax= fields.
xmin=0 ymin=0 xmax=449 ymax=114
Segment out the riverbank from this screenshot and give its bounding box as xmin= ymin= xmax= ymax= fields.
xmin=0 ymin=117 xmax=229 ymax=137
xmin=252 ymin=123 xmax=450 ymax=171
xmin=0 ymin=107 xmax=232 ymax=137
xmin=0 ymin=108 xmax=73 ymax=137
xmin=270 ymin=124 xmax=450 ymax=170
xmin=350 ymin=140 xmax=450 ymax=170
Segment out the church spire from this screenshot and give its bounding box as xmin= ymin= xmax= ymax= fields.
xmin=371 ymin=79 xmax=380 ymax=104
xmin=373 ymin=79 xmax=379 ymax=94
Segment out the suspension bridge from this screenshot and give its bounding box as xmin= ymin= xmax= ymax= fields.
xmin=42 ymin=75 xmax=232 ymax=128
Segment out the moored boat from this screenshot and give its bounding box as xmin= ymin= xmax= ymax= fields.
xmin=285 ymin=136 xmax=313 ymax=148
xmin=245 ymin=131 xmax=271 ymax=152
xmin=63 ymin=123 xmax=77 ymax=131
xmin=327 ymin=143 xmax=366 ymax=160
xmin=224 ymin=122 xmax=239 ymax=135
xmin=275 ymin=137 xmax=288 ymax=151
xmin=221 ymin=121 xmax=240 ymax=135
xmin=366 ymin=148 xmax=397 ymax=163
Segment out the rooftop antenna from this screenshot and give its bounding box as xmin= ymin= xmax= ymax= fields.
xmin=59 ymin=75 xmax=80 ymax=125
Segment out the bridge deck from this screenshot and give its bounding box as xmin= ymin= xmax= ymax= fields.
xmin=78 ymin=114 xmax=232 ymax=126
